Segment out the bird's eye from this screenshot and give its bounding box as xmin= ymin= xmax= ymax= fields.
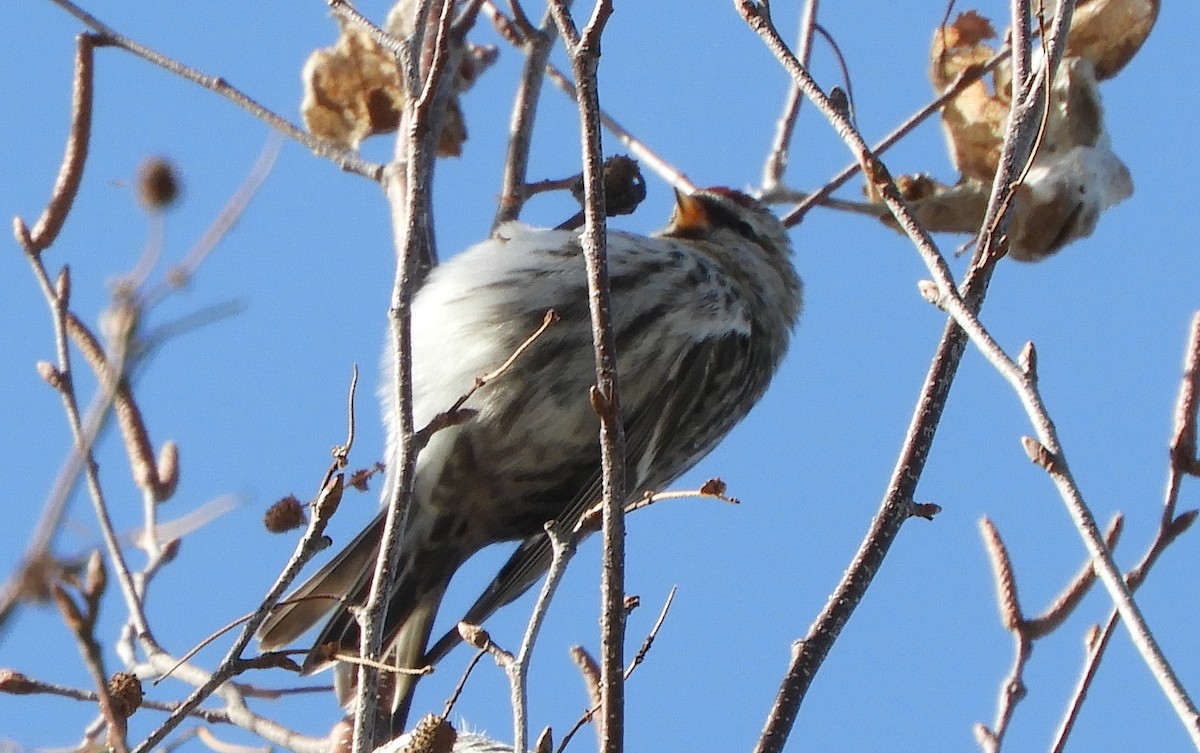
xmin=733 ymin=219 xmax=759 ymax=242
xmin=704 ymin=199 xmax=761 ymax=243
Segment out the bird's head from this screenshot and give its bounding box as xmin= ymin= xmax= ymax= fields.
xmin=663 ymin=187 xmax=792 ymax=264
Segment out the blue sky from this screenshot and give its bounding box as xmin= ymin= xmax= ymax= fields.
xmin=3 ymin=1 xmax=1199 ymax=751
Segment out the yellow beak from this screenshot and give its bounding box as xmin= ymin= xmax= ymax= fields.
xmin=671 ymin=189 xmax=710 ymax=232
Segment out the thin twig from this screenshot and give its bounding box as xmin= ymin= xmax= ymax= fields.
xmin=53 ymin=555 xmax=129 ymax=752
xmin=624 ymin=587 xmax=676 ymax=678
xmin=933 ymin=275 xmax=1200 ymax=745
xmin=975 ymin=516 xmax=1122 ymax=751
xmin=1 ymin=35 xmax=99 ymax=632
xmin=508 ymin=521 xmax=577 ymax=753
xmin=881 ymin=2 xmax=1199 ymax=741
xmin=1050 ymin=313 xmax=1200 ymax=752
xmin=44 ymin=0 xmax=382 ymax=180
xmin=776 ymin=46 xmax=1010 ymax=225
xmin=145 ymin=138 xmax=282 ymax=305
xmin=975 ymin=519 xmax=1027 ymax=753
xmin=0 ymin=670 xmax=234 ymax=723
xmin=555 ymin=589 xmax=677 ymax=753
xmin=17 ymin=250 xmax=156 ymax=653
xmin=490 ymin=2 xmax=561 ymax=227
xmin=136 ymin=363 xmax=357 ymax=752
xmin=761 ymin=0 xmax=818 ymax=191
xmin=356 ymin=0 xmax=468 ymax=745
xmin=134 ymin=469 xmax=345 ymax=753
xmin=486 ymin=0 xmax=696 ymax=210
xmin=544 ymin=62 xmax=695 ymax=195
xmin=441 ymin=647 xmax=489 ymax=720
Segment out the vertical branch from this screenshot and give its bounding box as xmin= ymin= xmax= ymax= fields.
xmin=492 ymin=5 xmax=562 ymax=227
xmin=350 ymin=0 xmax=467 ymax=748
xmin=760 ymin=0 xmax=818 ymax=191
xmin=508 ymin=522 xmax=578 ymax=752
xmin=970 ymin=0 xmax=1071 ymax=261
xmin=546 ymin=2 xmax=625 ymax=751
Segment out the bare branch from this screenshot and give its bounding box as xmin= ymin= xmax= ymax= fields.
xmin=544 ymin=3 xmax=626 ymax=752
xmin=1051 ymin=314 xmax=1200 ymax=752
xmin=760 ymin=0 xmax=819 ymax=191
xmin=777 ymin=46 xmax=1010 ymax=225
xmin=490 ymin=3 xmax=561 ymax=226
xmin=356 ymin=0 xmax=470 ymax=743
xmin=45 ymin=0 xmax=382 ymax=180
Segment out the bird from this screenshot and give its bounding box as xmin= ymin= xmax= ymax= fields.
xmin=257 ymin=186 xmax=802 ymax=732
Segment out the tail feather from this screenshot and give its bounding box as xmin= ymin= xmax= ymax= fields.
xmin=259 ymin=508 xmax=460 ymax=733
xmin=330 ymin=592 xmax=445 ymax=733
xmin=257 ymin=511 xmax=386 ymax=653
xmin=423 ymin=530 xmax=552 ymax=665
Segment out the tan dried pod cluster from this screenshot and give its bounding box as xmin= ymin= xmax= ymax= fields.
xmin=300 ymin=0 xmax=496 ymax=154
xmin=877 ymin=0 xmax=1157 ymax=261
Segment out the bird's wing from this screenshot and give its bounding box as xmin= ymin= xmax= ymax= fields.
xmin=423 ymin=328 xmax=759 ymax=664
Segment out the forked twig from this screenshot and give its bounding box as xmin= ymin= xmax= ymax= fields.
xmin=356 ymin=0 xmax=476 ymax=745
xmin=544 ymin=63 xmax=695 ymax=195
xmin=1049 ymin=313 xmax=1200 ymax=752
xmin=975 ymin=516 xmax=1122 ymax=752
xmin=555 ymin=588 xmax=677 ymax=753
xmin=776 ymin=46 xmax=1010 ymax=225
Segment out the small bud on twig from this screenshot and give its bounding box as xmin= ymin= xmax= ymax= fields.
xmin=153 ymin=441 xmax=180 ymax=502
xmin=0 ymin=669 xmax=37 ymax=695
xmin=52 ymin=583 xmax=86 ymax=632
xmin=83 ymin=549 xmax=106 ymax=603
xmin=917 ymin=279 xmax=943 ymax=308
xmin=457 ymin=622 xmax=491 ymax=650
xmin=12 ymin=217 xmax=34 ymax=251
xmin=56 ymin=266 xmax=71 ymax=304
xmin=314 ymin=474 xmax=344 ymax=523
xmin=37 ymin=361 xmax=66 ymax=391
xmin=1021 ymin=435 xmax=1059 ymax=472
xmin=535 ymin=728 xmax=553 ymax=753
xmin=1083 ymin=624 xmax=1101 ymax=650
xmin=911 ymin=501 xmax=942 ymax=520
xmin=1018 ymin=341 xmax=1038 ymax=379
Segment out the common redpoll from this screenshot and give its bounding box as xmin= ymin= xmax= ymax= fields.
xmin=258 ymin=187 xmax=802 ymax=729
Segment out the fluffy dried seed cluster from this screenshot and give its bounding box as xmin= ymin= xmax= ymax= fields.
xmin=107 ymin=671 xmax=143 ymax=719
xmin=264 ymin=494 xmax=307 ymax=533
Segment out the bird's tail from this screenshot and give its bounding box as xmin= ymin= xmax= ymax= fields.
xmin=328 ymin=582 xmax=446 ymax=735
xmin=257 ymin=510 xmax=457 ymax=734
